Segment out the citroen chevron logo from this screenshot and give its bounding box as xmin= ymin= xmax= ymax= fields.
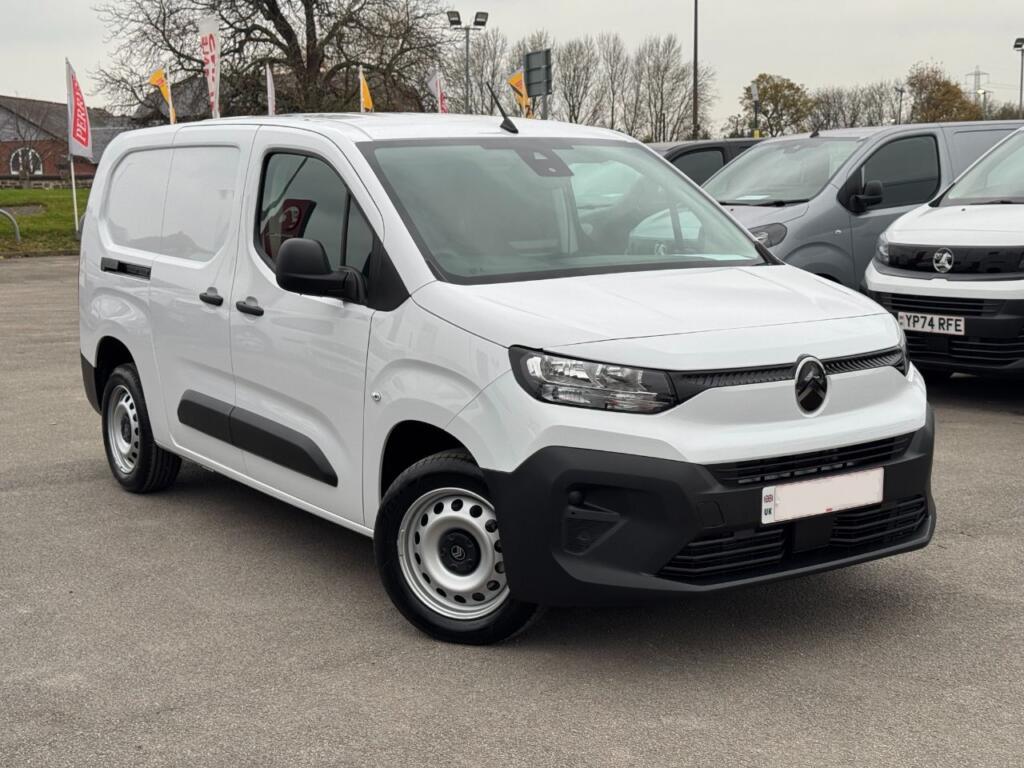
xmin=795 ymin=357 xmax=828 ymax=414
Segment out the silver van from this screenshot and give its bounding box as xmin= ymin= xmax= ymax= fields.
xmin=703 ymin=121 xmax=1023 ymax=288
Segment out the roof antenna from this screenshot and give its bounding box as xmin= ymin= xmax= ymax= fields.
xmin=486 ymin=83 xmax=519 ymax=134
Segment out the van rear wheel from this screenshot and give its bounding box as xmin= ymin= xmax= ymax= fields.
xmin=374 ymin=451 xmax=540 ymax=644
xmin=101 ymin=364 xmax=181 ymax=493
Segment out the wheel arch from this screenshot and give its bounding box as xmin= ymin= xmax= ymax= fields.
xmin=378 ymin=419 xmax=471 ymax=501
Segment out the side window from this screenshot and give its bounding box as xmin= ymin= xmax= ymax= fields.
xmin=672 ymin=148 xmax=725 ymax=185
xmin=860 ymin=135 xmax=940 ymax=209
xmin=161 ymin=146 xmax=240 ymax=261
xmin=258 ymin=153 xmax=347 ymax=269
xmin=106 ymin=149 xmax=172 ymax=250
xmin=257 ymin=152 xmax=375 ymax=272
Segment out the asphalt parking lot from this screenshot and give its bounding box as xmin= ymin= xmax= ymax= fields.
xmin=2 ymin=255 xmax=1022 ymax=767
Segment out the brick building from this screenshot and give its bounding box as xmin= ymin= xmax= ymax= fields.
xmin=0 ymin=95 xmax=129 ymax=186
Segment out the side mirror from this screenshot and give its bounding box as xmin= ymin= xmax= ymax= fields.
xmin=850 ymin=179 xmax=884 ymax=213
xmin=275 ymin=237 xmax=366 ymax=303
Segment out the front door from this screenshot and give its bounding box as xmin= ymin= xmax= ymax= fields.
xmin=848 ymin=133 xmax=942 ymax=281
xmin=229 ymin=127 xmax=380 ymax=527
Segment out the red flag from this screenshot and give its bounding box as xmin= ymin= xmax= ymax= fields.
xmin=65 ymin=59 xmax=92 ymax=160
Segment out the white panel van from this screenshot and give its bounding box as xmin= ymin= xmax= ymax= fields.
xmin=80 ymin=115 xmax=934 ymax=643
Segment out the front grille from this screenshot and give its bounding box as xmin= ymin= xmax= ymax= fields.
xmin=669 ymin=347 xmax=905 ymax=400
xmin=888 ymin=244 xmax=1024 ymax=276
xmin=830 ymin=497 xmax=929 ymax=548
xmin=907 ymin=328 xmax=1024 ymax=367
xmin=873 ymin=291 xmax=1001 ymax=317
xmin=658 ymin=527 xmax=785 ymax=580
xmin=657 ymin=496 xmax=929 ymax=584
xmin=708 ymin=434 xmax=913 ymax=487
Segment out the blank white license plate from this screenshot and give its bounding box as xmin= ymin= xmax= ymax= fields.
xmin=761 ymin=467 xmax=884 ymax=525
xmin=898 ymin=311 xmax=965 ymax=336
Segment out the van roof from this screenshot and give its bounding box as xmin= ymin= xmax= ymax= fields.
xmin=123 ymin=112 xmax=630 ymax=143
xmin=762 ymin=120 xmax=1024 ymax=143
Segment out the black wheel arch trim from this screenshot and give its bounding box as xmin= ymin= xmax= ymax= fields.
xmin=177 ymin=390 xmax=338 ymax=486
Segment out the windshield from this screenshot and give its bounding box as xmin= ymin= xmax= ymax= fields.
xmin=362 ymin=139 xmax=766 ymax=283
xmin=942 ymin=130 xmax=1024 ymax=205
xmin=704 ymin=137 xmax=861 ymax=205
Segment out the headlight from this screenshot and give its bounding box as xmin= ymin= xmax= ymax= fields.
xmin=509 ymin=347 xmax=676 ymax=413
xmin=749 ymin=223 xmax=787 ymax=248
xmin=893 ymin=316 xmax=909 ymax=375
xmin=876 ymin=230 xmax=890 ymax=264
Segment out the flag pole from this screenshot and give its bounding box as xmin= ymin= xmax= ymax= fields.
xmin=69 ymin=153 xmax=80 ymax=234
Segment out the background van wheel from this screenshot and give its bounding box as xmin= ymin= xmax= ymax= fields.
xmin=101 ymin=363 xmax=180 ymax=493
xmin=374 ymin=451 xmax=540 ymax=645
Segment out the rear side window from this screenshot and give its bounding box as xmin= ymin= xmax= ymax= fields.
xmin=860 ymin=135 xmax=940 ymax=209
xmin=161 ymin=146 xmax=240 ymax=261
xmin=672 ymin=148 xmax=724 ymax=185
xmin=257 ymin=152 xmax=372 ymax=271
xmin=105 ymin=149 xmax=172 ymax=250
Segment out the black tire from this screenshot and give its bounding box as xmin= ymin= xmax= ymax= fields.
xmin=374 ymin=450 xmax=540 ymax=645
xmin=100 ymin=363 xmax=181 ymax=493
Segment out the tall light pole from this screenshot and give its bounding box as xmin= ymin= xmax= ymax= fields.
xmin=894 ymin=85 xmax=905 ymax=124
xmin=692 ymin=0 xmax=699 ymax=139
xmin=1014 ymin=38 xmax=1024 ymax=119
xmin=977 ymin=88 xmax=990 ymax=119
xmin=447 ymin=10 xmax=488 ymax=114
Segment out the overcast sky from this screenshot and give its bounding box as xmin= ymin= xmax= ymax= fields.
xmin=3 ymin=0 xmax=1024 ymax=130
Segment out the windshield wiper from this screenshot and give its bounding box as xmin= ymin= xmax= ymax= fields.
xmin=718 ymin=198 xmax=808 ymax=207
xmin=968 ymin=198 xmax=1024 ymax=205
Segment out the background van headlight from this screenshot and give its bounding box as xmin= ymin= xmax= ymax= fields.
xmin=510 ymin=348 xmax=677 ymax=414
xmin=749 ymin=223 xmax=787 ymax=248
xmin=876 ymin=231 xmax=891 ymax=264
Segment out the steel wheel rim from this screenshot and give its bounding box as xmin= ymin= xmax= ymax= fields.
xmin=106 ymin=384 xmax=140 ymax=475
xmin=397 ymin=487 xmax=509 ymax=620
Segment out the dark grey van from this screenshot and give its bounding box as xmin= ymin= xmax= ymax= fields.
xmin=703 ymin=122 xmax=1023 ymax=288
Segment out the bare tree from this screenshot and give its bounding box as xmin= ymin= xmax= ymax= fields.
xmin=596 ymin=32 xmax=629 ymax=131
xmin=556 ymin=36 xmax=603 ymax=124
xmin=94 ymin=0 xmax=450 ymax=115
xmin=633 ymin=35 xmax=713 ymax=141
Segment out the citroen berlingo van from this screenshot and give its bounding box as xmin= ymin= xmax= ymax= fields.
xmin=865 ymin=127 xmax=1024 ymax=376
xmin=80 ymin=114 xmax=935 ymax=644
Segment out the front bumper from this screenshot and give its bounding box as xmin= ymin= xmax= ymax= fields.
xmin=485 ymin=410 xmax=935 ymax=606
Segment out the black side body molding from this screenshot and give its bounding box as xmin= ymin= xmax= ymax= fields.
xmin=100 ymin=257 xmax=151 ymax=280
xmin=177 ymin=390 xmax=338 ymax=486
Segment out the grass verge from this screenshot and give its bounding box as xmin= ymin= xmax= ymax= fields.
xmin=0 ymin=187 xmax=89 ymax=257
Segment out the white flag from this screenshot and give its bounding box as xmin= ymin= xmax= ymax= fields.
xmin=266 ymin=63 xmax=276 ymax=116
xmin=198 ymin=16 xmax=220 ymax=118
xmin=65 ymin=59 xmax=93 ymax=160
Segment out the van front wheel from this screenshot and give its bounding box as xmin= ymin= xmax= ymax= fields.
xmin=101 ymin=364 xmax=181 ymax=493
xmin=374 ymin=451 xmax=540 ymax=644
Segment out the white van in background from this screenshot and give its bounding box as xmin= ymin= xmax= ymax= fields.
xmin=80 ymin=114 xmax=934 ymax=644
xmin=865 ymin=128 xmax=1024 ymax=377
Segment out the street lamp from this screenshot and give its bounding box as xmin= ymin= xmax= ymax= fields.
xmin=977 ymin=88 xmax=990 ymax=118
xmin=448 ymin=10 xmax=488 ymax=114
xmin=1014 ymin=37 xmax=1024 ymax=119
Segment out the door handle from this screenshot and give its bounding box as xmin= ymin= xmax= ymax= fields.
xmin=235 ymin=297 xmax=264 ymax=317
xmin=199 ymin=288 xmax=224 ymax=306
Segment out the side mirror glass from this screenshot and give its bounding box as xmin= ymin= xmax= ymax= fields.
xmin=850 ymin=179 xmax=884 ymax=213
xmin=275 ymin=237 xmax=366 ymax=302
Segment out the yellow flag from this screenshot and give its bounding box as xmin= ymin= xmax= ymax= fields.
xmin=507 ymin=68 xmax=532 ymax=118
xmin=148 ymin=67 xmax=177 ymax=124
xmin=359 ymin=65 xmax=373 ymax=113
